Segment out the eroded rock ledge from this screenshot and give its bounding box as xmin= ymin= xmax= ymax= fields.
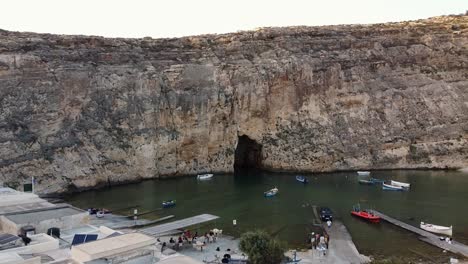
xmin=0 ymin=16 xmax=467 ymax=193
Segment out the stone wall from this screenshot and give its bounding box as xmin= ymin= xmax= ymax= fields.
xmin=0 ymin=15 xmax=467 ymax=193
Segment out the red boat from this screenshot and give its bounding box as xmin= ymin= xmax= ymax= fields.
xmin=351 ymin=205 xmax=380 ymax=223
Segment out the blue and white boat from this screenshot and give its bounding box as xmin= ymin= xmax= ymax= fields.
xmin=162 ymin=200 xmax=176 ymax=208
xmin=370 ymin=178 xmax=385 ymax=184
xmin=382 ymin=183 xmax=404 ymax=191
xmin=264 ymin=187 xmax=278 ymax=197
xmin=296 ymin=175 xmax=308 ymax=184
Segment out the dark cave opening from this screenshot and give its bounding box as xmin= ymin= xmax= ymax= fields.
xmin=234 ymin=135 xmax=263 ymax=169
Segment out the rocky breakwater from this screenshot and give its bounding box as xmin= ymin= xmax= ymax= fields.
xmin=0 ymin=16 xmax=467 ymax=194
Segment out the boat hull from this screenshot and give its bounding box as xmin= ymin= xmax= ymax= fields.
xmin=370 ymin=178 xmax=385 ymax=184
xmin=420 ymin=222 xmax=453 ymax=236
xmin=382 ymin=183 xmax=404 ymax=191
xmin=358 ymin=179 xmax=374 ymax=185
xmin=391 ymin=180 xmax=410 ymax=188
xmin=357 ymin=171 xmax=370 ymax=176
xmin=296 ymin=176 xmax=308 ymax=184
xmin=197 ymin=174 xmax=213 ymax=180
xmin=351 ymin=211 xmax=380 ymax=223
xmin=162 ymin=201 xmax=176 ymax=208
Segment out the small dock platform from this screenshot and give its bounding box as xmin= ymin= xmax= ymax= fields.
xmin=140 ymin=214 xmax=219 ymax=236
xmin=373 ymin=210 xmax=468 ymax=257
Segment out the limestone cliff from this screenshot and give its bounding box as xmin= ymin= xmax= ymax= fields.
xmin=0 ymin=16 xmax=467 ymax=193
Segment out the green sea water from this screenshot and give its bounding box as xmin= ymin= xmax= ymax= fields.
xmin=65 ymin=169 xmax=468 ymax=259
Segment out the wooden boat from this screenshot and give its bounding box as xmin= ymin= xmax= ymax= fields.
xmin=264 ymin=187 xmax=278 ymax=197
xmin=351 ymin=205 xmax=380 ymax=223
xmin=296 ymin=175 xmax=308 ymax=184
xmin=382 ymin=183 xmax=404 ymax=191
xmin=358 ymin=179 xmax=374 ymax=185
xmin=420 ymin=222 xmax=452 ymax=236
xmin=197 ymin=173 xmax=213 ymax=180
xmin=357 ymin=171 xmax=370 ymax=176
xmin=390 ymin=180 xmax=410 ymax=188
xmin=370 ymin=178 xmax=385 ymax=184
xmin=162 ymin=200 xmax=176 ymax=208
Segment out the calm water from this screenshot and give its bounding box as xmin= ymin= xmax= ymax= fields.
xmin=65 ymin=170 xmax=468 ymax=259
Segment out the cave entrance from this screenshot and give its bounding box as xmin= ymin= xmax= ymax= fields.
xmin=234 ymin=135 xmax=262 ymax=169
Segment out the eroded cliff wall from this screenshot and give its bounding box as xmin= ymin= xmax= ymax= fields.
xmin=0 ymin=16 xmax=467 ymax=193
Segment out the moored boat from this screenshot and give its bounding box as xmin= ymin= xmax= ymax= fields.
xmin=390 ymin=180 xmax=410 ymax=188
xmin=382 ymin=183 xmax=404 ymax=191
xmin=358 ymin=179 xmax=374 ymax=185
xmin=420 ymin=222 xmax=452 ymax=236
xmin=370 ymin=178 xmax=385 ymax=184
xmin=162 ymin=200 xmax=176 ymax=208
xmin=197 ymin=173 xmax=213 ymax=180
xmin=264 ymin=187 xmax=279 ymax=197
xmin=296 ymin=175 xmax=308 ymax=184
xmin=357 ymin=171 xmax=371 ymax=176
xmin=351 ymin=205 xmax=380 ymax=223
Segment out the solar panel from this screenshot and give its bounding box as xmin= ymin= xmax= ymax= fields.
xmin=71 ymin=234 xmax=86 ymax=246
xmin=71 ymin=234 xmax=98 ymax=246
xmin=84 ymin=234 xmax=98 ymax=243
xmin=0 ymin=233 xmax=19 ymax=245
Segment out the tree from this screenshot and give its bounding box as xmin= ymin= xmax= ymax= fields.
xmin=239 ymin=230 xmax=286 ymax=264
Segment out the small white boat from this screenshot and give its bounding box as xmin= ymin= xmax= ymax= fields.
xmin=420 ymin=222 xmax=453 ymax=236
xmin=357 ymin=171 xmax=370 ymax=176
xmin=382 ymin=183 xmax=404 ymax=191
xmin=264 ymin=187 xmax=279 ymax=197
xmin=197 ymin=174 xmax=213 ymax=180
xmin=391 ymin=180 xmax=410 ymax=188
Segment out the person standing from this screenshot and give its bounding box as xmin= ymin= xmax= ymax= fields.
xmin=311 ymin=232 xmax=316 ymax=249
xmin=327 ymin=220 xmax=332 ymax=228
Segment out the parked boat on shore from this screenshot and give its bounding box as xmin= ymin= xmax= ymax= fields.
xmin=357 ymin=171 xmax=371 ymax=176
xmin=420 ymin=222 xmax=453 ymax=236
xmin=351 ymin=205 xmax=380 ymax=223
xmin=162 ymin=200 xmax=176 ymax=208
xmin=391 ymin=180 xmax=410 ymax=188
xmin=197 ymin=174 xmax=213 ymax=180
xmin=296 ymin=175 xmax=308 ymax=184
xmin=382 ymin=183 xmax=405 ymax=191
xmin=264 ymin=187 xmax=279 ymax=197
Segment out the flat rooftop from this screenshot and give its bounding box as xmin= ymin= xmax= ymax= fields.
xmin=4 ymin=206 xmax=85 ymax=224
xmin=71 ymin=233 xmax=156 ymax=261
xmin=0 ymin=187 xmax=55 ymax=215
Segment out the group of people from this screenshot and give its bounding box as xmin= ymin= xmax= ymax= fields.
xmin=310 ymin=232 xmax=330 ymax=255
xmin=161 ymin=229 xmax=219 ymax=252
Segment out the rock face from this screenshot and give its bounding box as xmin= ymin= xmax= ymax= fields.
xmin=0 ymin=16 xmax=467 ymax=194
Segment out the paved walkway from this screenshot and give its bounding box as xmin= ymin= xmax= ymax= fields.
xmin=286 ymin=220 xmax=370 ymax=264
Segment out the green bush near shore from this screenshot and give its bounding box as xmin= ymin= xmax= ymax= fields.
xmin=239 ymin=230 xmax=286 ymax=264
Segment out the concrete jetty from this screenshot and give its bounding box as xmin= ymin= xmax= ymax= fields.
xmin=373 ymin=210 xmax=468 ymax=258
xmin=140 ymin=214 xmax=219 ymax=236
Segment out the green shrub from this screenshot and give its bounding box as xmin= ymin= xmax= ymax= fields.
xmin=239 ymin=230 xmax=286 ymax=264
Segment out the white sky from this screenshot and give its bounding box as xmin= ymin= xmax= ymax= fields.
xmin=1 ymin=0 xmax=466 ymax=38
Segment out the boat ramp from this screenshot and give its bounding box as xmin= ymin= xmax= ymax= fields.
xmin=140 ymin=213 xmax=219 ymax=236
xmin=373 ymin=210 xmax=468 ymax=258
